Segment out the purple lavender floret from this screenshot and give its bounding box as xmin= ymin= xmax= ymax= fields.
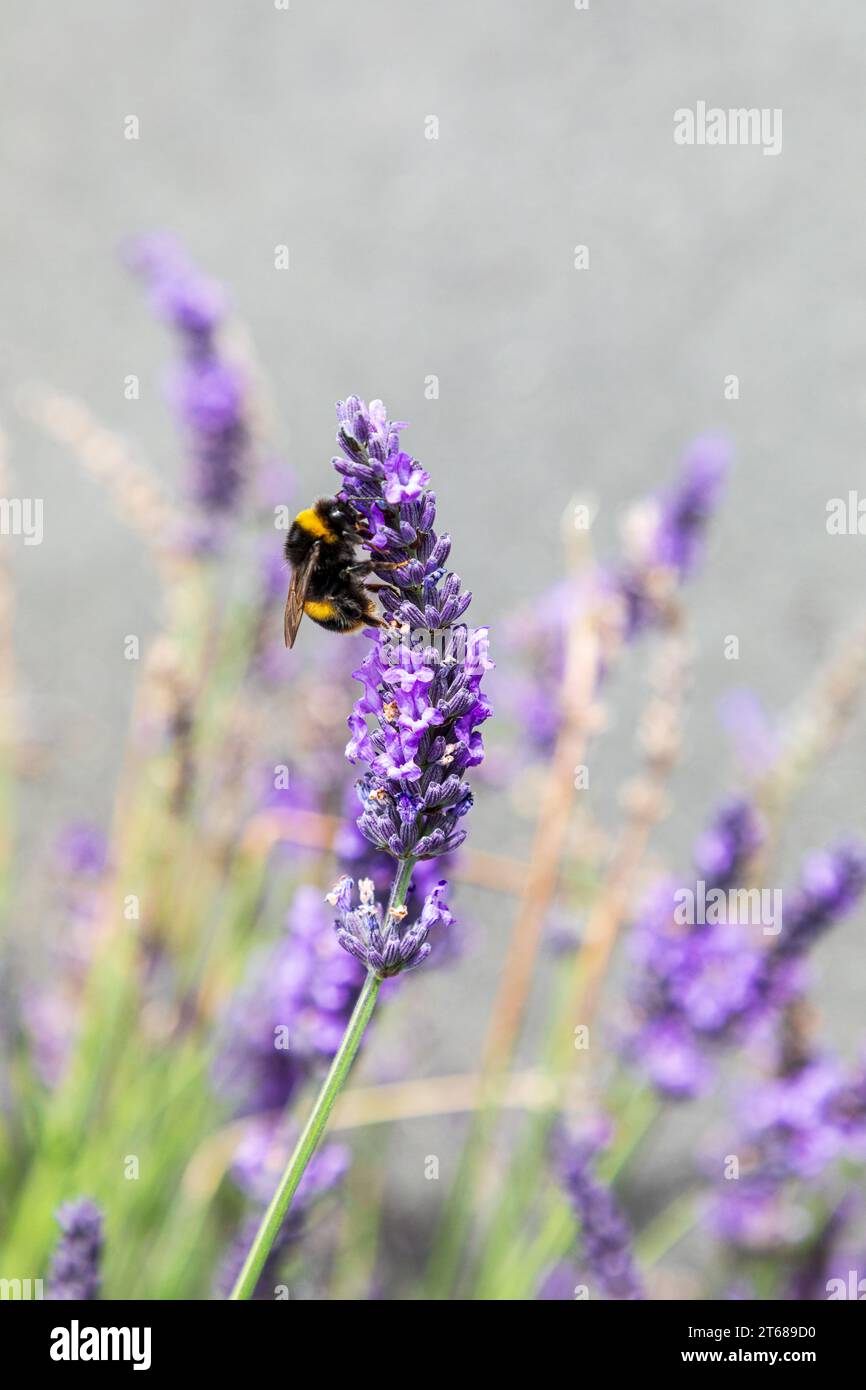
xmin=331 ymin=397 xmax=491 ymax=885
xmin=556 ymin=1132 xmax=643 ymax=1301
xmin=347 ymin=630 xmax=491 ymax=862
xmin=326 ymin=874 xmax=454 ymax=978
xmin=333 ymin=783 xmax=462 ymax=965
xmin=47 ymin=1199 xmax=103 ymax=1300
xmin=213 ymin=885 xmax=364 ymax=1117
xmin=125 ymin=232 xmax=247 ymax=521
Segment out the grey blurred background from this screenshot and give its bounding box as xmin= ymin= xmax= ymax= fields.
xmin=3 ymin=0 xmax=866 ymax=1285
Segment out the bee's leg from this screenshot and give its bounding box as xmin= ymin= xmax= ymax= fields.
xmin=364 ymin=581 xmax=402 ymax=595
xmin=344 ymin=559 xmax=410 ymax=577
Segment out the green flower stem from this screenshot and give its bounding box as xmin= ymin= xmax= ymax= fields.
xmin=633 ymin=1190 xmax=699 ymax=1267
xmin=229 ymin=970 xmax=381 ymax=1299
xmin=229 ymin=856 xmax=415 ymax=1301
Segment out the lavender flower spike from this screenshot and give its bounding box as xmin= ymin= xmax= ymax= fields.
xmin=47 ymin=1199 xmax=103 ymax=1300
xmin=231 ymin=399 xmax=490 ymax=1298
xmin=557 ymin=1133 xmax=644 ymax=1301
xmin=334 ymin=396 xmax=492 ymax=876
xmin=125 ymin=232 xmax=248 ymax=528
xmin=327 ymin=874 xmax=454 ymax=978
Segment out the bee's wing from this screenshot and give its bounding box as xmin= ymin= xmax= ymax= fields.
xmin=284 ymin=543 xmax=320 ymax=649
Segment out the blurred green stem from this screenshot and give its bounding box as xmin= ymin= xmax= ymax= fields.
xmin=229 ymin=856 xmax=415 ymax=1300
xmin=634 ymin=1190 xmax=698 ymax=1267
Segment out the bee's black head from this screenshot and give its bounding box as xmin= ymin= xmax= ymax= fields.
xmin=316 ymin=496 xmax=357 ymax=536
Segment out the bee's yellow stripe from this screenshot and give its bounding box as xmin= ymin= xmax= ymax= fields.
xmin=304 ymin=599 xmax=336 ymax=621
xmin=295 ymin=508 xmax=337 ymax=542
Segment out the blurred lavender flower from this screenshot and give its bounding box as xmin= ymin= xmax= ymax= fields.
xmin=691 ymin=799 xmax=764 ymax=890
xmin=255 ymin=760 xmax=333 ymax=872
xmin=125 ymin=233 xmax=248 ymax=528
xmin=616 ymin=435 xmax=730 ymax=636
xmin=737 ymin=1056 xmax=851 ymax=1180
xmin=506 ymin=437 xmax=730 ymax=755
xmin=719 ymin=688 xmax=781 ymax=776
xmin=24 ymin=823 xmax=109 ymax=1087
xmin=503 ymin=576 xmax=596 ymax=757
xmin=326 ymin=875 xmax=454 ymax=978
xmin=231 ymin=1115 xmax=351 ymax=1208
xmin=537 ymin=1261 xmax=584 ymax=1300
xmin=628 ymin=800 xmax=765 ymax=1097
xmin=771 ymin=844 xmax=866 ymax=967
xmin=710 ymin=1055 xmax=866 ymax=1264
xmin=651 ymin=436 xmax=731 ymax=576
xmin=711 ymin=1182 xmax=812 ymax=1253
xmin=637 ymin=1015 xmax=715 ymax=1100
xmin=555 ymin=1128 xmax=643 ymax=1301
xmin=788 ymin=1204 xmax=863 ymax=1301
xmin=725 ymin=843 xmax=866 ymax=1033
xmin=47 ymin=1199 xmax=103 ymax=1300
xmin=55 ymin=823 xmax=109 ymax=879
xmin=125 ymin=231 xmax=226 ymax=335
xmin=630 ymin=799 xmax=866 ymax=1099
xmin=213 ymin=885 xmax=364 ymax=1117
xmin=786 ymin=1195 xmax=864 ymax=1300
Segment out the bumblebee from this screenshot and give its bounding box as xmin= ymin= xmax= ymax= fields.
xmin=283 ymin=497 xmax=395 ymax=648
